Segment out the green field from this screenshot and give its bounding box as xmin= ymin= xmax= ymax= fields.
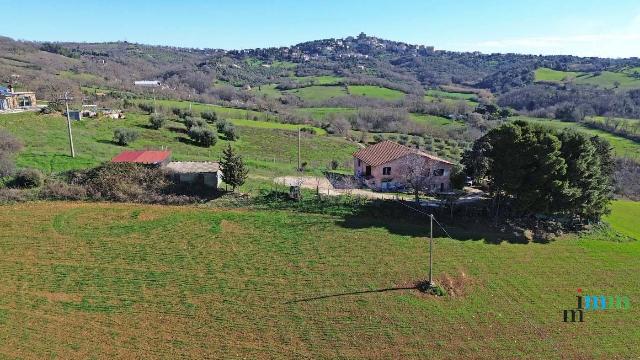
xmin=409 ymin=113 xmax=464 ymax=129
xmin=294 ymin=107 xmax=357 ymax=120
xmin=292 ymin=75 xmax=343 ymax=85
xmin=534 ymin=67 xmax=640 ymax=89
xmin=138 ymin=99 xmax=270 ymax=121
xmin=251 ymin=84 xmax=282 ymax=99
xmin=347 ymin=85 xmax=405 ymax=101
xmin=0 ymin=112 xmax=355 ymax=176
xmin=534 ymin=68 xmax=580 ymax=82
xmin=425 ymin=89 xmax=478 ymax=102
xmin=0 ymin=201 xmax=637 ymax=358
xmin=285 ymin=85 xmax=348 ymax=102
xmin=604 ymin=200 xmax=640 ymax=240
xmin=512 ymin=116 xmax=640 ymax=158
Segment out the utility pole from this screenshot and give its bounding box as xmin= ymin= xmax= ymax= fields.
xmin=297 ymin=126 xmax=301 ymax=171
xmin=429 ymin=214 xmax=434 ymax=286
xmin=60 ymin=91 xmax=75 ymax=158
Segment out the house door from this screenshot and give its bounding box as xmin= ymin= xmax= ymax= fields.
xmin=440 ymin=183 xmax=444 ymax=192
xmin=365 ymin=166 xmax=371 ymax=176
xmin=0 ymin=99 xmax=7 ymax=110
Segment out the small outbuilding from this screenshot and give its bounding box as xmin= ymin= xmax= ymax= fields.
xmin=0 ymin=85 xmax=37 ymax=111
xmin=111 ymin=150 xmax=172 ymax=166
xmin=165 ymin=161 xmax=221 ymax=189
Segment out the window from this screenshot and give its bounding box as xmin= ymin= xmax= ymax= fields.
xmin=433 ymin=168 xmax=445 ymax=176
xmin=19 ymin=96 xmax=31 ymax=107
xmin=382 ymin=167 xmax=391 ymax=175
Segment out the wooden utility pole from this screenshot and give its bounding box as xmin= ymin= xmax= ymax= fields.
xmin=297 ymin=127 xmax=301 ymax=171
xmin=60 ymin=91 xmax=75 ymax=158
xmin=429 ymin=214 xmax=434 ymax=286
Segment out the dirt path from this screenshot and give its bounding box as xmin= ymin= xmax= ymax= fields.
xmin=273 ymin=176 xmax=403 ymax=200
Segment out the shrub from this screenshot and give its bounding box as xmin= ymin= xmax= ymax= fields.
xmin=70 ymin=162 xmax=170 ymax=202
xmin=330 ymin=159 xmax=339 ymax=170
xmin=201 ymin=111 xmax=217 ymax=122
xmin=184 ymin=116 xmax=206 ymax=130
xmin=138 ymin=103 xmax=154 ymax=114
xmin=0 ymin=130 xmax=23 ymax=154
xmin=0 ymin=155 xmax=16 ymax=178
xmin=188 ymin=126 xmax=217 ymax=147
xmin=0 ymin=188 xmax=26 ymax=203
xmin=215 ymin=118 xmax=229 ymax=133
xmin=300 ymin=127 xmax=317 ymax=135
xmin=372 ymin=134 xmax=385 ymax=143
xmin=113 ymin=128 xmax=139 ymax=146
xmin=40 ymin=180 xmax=87 ymax=200
xmin=13 ymin=168 xmax=44 ymax=188
xmin=149 ymin=114 xmax=166 ymax=129
xmin=221 ymin=123 xmax=238 ymax=141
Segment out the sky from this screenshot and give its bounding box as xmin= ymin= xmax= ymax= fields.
xmin=3 ymin=0 xmax=640 ymax=58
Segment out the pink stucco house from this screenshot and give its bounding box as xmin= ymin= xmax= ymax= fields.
xmin=353 ymin=140 xmax=454 ymax=192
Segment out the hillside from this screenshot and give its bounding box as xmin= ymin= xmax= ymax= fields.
xmin=3 ymin=33 xmax=640 ymax=122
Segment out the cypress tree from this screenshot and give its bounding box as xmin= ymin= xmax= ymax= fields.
xmin=220 ymin=144 xmax=248 ymax=192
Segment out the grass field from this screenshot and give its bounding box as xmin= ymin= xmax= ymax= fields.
xmin=0 ymin=112 xmax=355 ymax=176
xmin=534 ymin=68 xmax=580 ymax=82
xmin=604 ymin=200 xmax=640 ymax=240
xmin=0 ymin=201 xmax=637 ymax=358
xmin=138 ymin=99 xmax=270 ymax=121
xmin=425 ymin=89 xmax=478 ymax=102
xmin=512 ymin=116 xmax=640 ymax=158
xmin=285 ymin=85 xmax=348 ymax=102
xmin=294 ymin=107 xmax=357 ymax=120
xmin=409 ymin=113 xmax=465 ymax=129
xmin=292 ymin=75 xmax=343 ymax=85
xmin=347 ymin=85 xmax=405 ymax=101
xmin=534 ymin=67 xmax=640 ymax=89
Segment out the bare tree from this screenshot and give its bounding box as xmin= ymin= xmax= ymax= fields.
xmin=398 ymin=154 xmax=431 ymax=203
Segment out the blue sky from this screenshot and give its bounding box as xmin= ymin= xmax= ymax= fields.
xmin=4 ymin=0 xmax=640 ymax=57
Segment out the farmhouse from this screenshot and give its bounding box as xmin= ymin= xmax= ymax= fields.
xmin=111 ymin=150 xmax=221 ymax=189
xmin=353 ymin=140 xmax=453 ymax=192
xmin=0 ymin=85 xmax=37 ymax=111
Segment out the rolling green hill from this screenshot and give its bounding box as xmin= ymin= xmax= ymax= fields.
xmin=0 ymin=112 xmax=356 ymax=176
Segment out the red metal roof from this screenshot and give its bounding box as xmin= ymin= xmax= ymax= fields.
xmin=111 ymin=150 xmax=171 ymax=164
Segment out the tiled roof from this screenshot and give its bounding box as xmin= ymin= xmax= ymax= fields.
xmin=353 ymin=140 xmax=453 ymax=166
xmin=111 ymin=150 xmax=171 ymax=164
xmin=166 ymin=161 xmax=220 ymax=173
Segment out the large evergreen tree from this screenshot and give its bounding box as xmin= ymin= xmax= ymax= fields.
xmin=220 ymin=144 xmax=248 ymax=192
xmin=463 ymin=121 xmax=613 ymax=220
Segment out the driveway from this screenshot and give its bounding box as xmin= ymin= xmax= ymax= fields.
xmin=273 ymin=176 xmax=402 ymax=200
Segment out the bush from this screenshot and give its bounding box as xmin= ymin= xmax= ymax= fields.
xmin=201 ymin=111 xmax=217 ymax=122
xmin=0 ymin=155 xmax=16 ymax=178
xmin=330 ymin=159 xmax=339 ymax=170
xmin=300 ymin=127 xmax=317 ymax=135
xmin=221 ymin=123 xmax=238 ymax=141
xmin=138 ymin=103 xmax=154 ymax=114
xmin=149 ymin=114 xmax=167 ymax=129
xmin=13 ymin=168 xmax=44 ymax=188
xmin=188 ymin=126 xmax=217 ymax=147
xmin=0 ymin=188 xmax=26 ymax=203
xmin=215 ymin=118 xmax=229 ymax=133
xmin=372 ymin=134 xmax=385 ymax=143
xmin=184 ymin=116 xmax=206 ymax=130
xmin=40 ymin=180 xmax=87 ymax=200
xmin=113 ymin=128 xmax=139 ymax=146
xmin=69 ymin=162 xmax=170 ymax=202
